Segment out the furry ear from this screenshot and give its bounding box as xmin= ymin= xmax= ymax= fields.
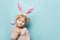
xmin=26 ymin=6 xmax=34 ymax=14
xmin=18 ymin=2 xmax=23 ymax=12
xmin=26 ymin=17 xmax=30 ymax=23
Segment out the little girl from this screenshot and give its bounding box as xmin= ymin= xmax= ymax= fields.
xmin=11 ymin=14 xmax=30 ymax=40
xmin=11 ymin=2 xmax=34 ymax=40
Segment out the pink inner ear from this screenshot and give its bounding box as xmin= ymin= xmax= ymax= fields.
xmin=26 ymin=6 xmax=34 ymax=14
xmin=18 ymin=2 xmax=23 ymax=12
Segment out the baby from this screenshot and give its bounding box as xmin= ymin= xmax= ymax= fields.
xmin=11 ymin=14 xmax=30 ymax=40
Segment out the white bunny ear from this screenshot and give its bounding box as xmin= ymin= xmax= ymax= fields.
xmin=26 ymin=6 xmax=34 ymax=14
xmin=18 ymin=2 xmax=23 ymax=12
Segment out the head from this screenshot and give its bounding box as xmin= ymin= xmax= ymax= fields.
xmin=11 ymin=2 xmax=34 ymax=27
xmin=16 ymin=14 xmax=27 ymax=28
xmin=10 ymin=2 xmax=34 ymax=26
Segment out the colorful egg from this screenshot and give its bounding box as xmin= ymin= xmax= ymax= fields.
xmin=10 ymin=20 xmax=15 ymax=25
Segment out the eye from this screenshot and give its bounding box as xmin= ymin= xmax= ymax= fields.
xmin=19 ymin=20 xmax=21 ymax=21
xmin=22 ymin=21 xmax=25 ymax=23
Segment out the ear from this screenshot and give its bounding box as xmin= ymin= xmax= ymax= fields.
xmin=26 ymin=17 xmax=30 ymax=23
xmin=18 ymin=2 xmax=23 ymax=12
xmin=26 ymin=6 xmax=34 ymax=14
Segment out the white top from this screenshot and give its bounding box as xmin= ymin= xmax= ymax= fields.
xmin=11 ymin=27 xmax=30 ymax=40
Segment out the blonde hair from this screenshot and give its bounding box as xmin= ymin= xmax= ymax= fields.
xmin=16 ymin=14 xmax=27 ymax=22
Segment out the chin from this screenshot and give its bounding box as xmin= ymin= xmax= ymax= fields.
xmin=18 ymin=25 xmax=24 ymax=28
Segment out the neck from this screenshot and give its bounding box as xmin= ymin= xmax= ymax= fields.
xmin=16 ymin=25 xmax=24 ymax=29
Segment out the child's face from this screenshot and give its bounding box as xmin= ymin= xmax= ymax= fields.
xmin=16 ymin=17 xmax=25 ymax=28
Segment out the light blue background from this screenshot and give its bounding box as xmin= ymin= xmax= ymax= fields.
xmin=0 ymin=0 xmax=60 ymax=40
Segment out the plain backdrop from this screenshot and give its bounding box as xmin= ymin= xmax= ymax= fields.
xmin=0 ymin=0 xmax=60 ymax=40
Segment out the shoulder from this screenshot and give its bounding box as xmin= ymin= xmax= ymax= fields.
xmin=23 ymin=27 xmax=29 ymax=32
xmin=11 ymin=27 xmax=17 ymax=32
xmin=23 ymin=27 xmax=28 ymax=30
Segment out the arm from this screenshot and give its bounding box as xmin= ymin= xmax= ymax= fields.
xmin=25 ymin=28 xmax=30 ymax=40
xmin=11 ymin=28 xmax=20 ymax=40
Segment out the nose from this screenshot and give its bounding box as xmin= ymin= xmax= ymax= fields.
xmin=20 ymin=21 xmax=22 ymax=24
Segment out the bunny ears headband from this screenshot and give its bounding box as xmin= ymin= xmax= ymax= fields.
xmin=10 ymin=2 xmax=34 ymax=25
xmin=18 ymin=2 xmax=34 ymax=14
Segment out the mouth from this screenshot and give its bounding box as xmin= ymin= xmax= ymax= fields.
xmin=18 ymin=24 xmax=23 ymax=26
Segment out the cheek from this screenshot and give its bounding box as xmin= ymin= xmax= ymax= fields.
xmin=22 ymin=23 xmax=25 ymax=25
xmin=16 ymin=21 xmax=20 ymax=24
xmin=17 ymin=21 xmax=19 ymax=23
